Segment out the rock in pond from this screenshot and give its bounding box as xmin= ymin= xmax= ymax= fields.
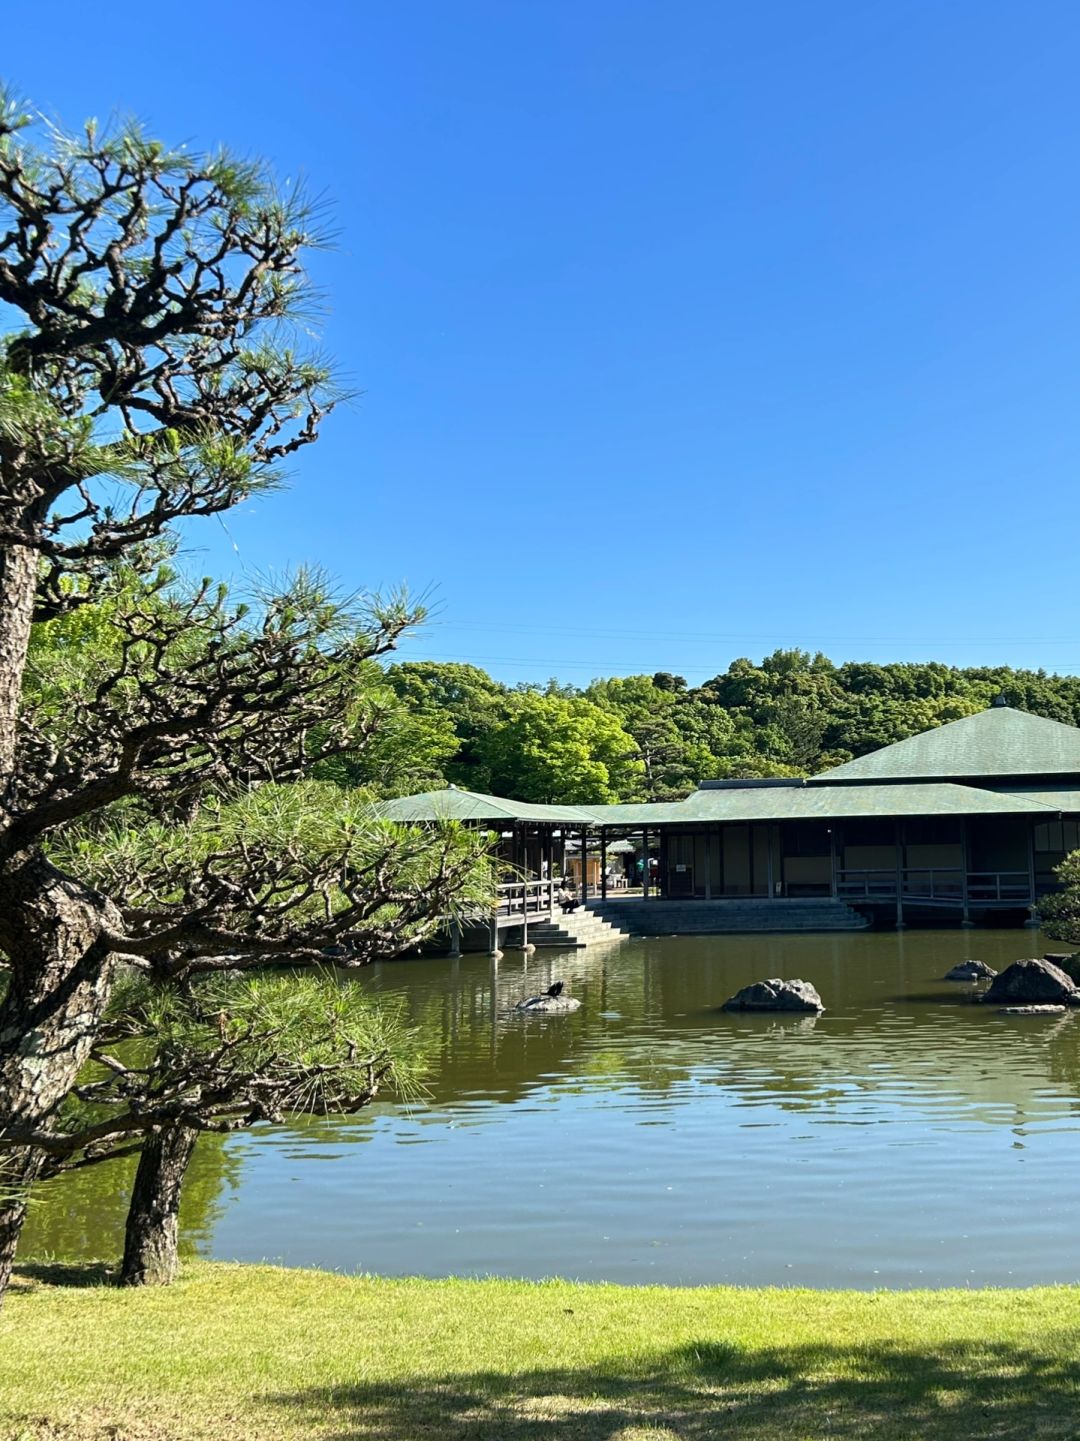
xmin=943 ymin=959 xmax=997 ymax=981
xmin=997 ymin=1004 xmax=1068 ymax=1016
xmin=515 ymin=994 xmax=582 ymax=1013
xmin=722 ymin=978 xmax=824 ymax=1014
xmin=1044 ymin=952 xmax=1080 ymax=983
xmin=982 ymin=958 xmax=1080 ymax=1007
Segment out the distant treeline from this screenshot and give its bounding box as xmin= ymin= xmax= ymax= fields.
xmin=336 ymin=651 xmax=1080 ymax=806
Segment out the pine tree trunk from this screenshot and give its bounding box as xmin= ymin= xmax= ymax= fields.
xmin=0 ymin=522 xmax=41 ymax=788
xmin=0 ymin=1185 xmax=30 ymax=1300
xmin=121 ymin=1123 xmax=198 ymax=1287
xmin=0 ymin=850 xmax=119 ymax=1306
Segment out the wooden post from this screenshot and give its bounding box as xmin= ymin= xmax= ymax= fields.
xmin=489 ymin=915 xmax=501 ymax=956
xmin=1026 ymin=822 xmax=1040 ymax=927
xmin=642 ymin=827 xmax=650 ymax=899
xmin=449 ymin=919 xmax=461 ymax=958
xmin=704 ymin=826 xmax=712 ymax=900
xmin=580 ymin=827 xmax=589 ymax=902
xmin=960 ymin=818 xmax=973 ymax=926
xmin=829 ymin=826 xmax=838 ymax=899
xmin=766 ymin=824 xmax=774 ymax=900
xmin=894 ymin=819 xmax=906 ymax=930
xmin=601 ymin=828 xmax=608 ymax=901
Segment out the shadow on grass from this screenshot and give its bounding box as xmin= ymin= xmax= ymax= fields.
xmin=273 ymin=1336 xmax=1080 ymax=1441
xmin=12 ymin=1259 xmax=116 ymax=1290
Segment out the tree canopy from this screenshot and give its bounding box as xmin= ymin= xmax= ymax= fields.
xmin=375 ymin=653 xmax=1080 ymax=803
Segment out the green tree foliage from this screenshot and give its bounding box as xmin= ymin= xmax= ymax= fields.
xmin=374 ymin=651 xmax=1080 ymax=802
xmin=1038 ymin=853 xmax=1080 ymax=948
xmin=480 ymin=692 xmax=643 ymax=805
xmin=586 ymin=675 xmax=709 ymax=800
xmin=383 ymin=662 xmax=508 ymax=793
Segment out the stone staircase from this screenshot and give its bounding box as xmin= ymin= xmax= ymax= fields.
xmin=585 ymin=897 xmax=869 ymax=936
xmin=520 ymin=907 xmax=632 ymax=949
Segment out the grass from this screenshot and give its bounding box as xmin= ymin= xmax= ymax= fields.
xmin=2 ymin=1263 xmax=1080 ymax=1440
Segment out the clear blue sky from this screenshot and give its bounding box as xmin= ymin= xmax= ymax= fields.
xmin=9 ymin=2 xmax=1080 ymax=685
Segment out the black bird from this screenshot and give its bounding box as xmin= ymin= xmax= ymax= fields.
xmin=546 ymin=981 xmax=565 ymax=998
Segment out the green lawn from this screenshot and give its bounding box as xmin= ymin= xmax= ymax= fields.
xmin=2 ymin=1263 xmax=1080 ymax=1440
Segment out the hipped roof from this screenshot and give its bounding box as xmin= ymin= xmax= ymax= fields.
xmin=379 ymin=781 xmax=1065 ymax=828
xmin=377 ymin=787 xmax=597 ymax=825
xmin=812 ymin=706 xmax=1080 ymax=783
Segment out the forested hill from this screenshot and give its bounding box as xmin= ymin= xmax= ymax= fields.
xmin=340 ymin=651 xmax=1080 ymax=807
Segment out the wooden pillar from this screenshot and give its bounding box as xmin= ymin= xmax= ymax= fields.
xmin=449 ymin=918 xmax=461 ymax=958
xmin=601 ymin=829 xmax=608 ymax=901
xmin=489 ymin=914 xmax=501 ymax=956
xmin=704 ymin=827 xmax=712 ymax=900
xmin=642 ymin=827 xmax=650 ymax=899
xmin=960 ymin=817 xmax=973 ymax=927
xmin=894 ymin=819 xmax=906 ymax=930
xmin=1026 ymin=822 xmax=1040 ymax=927
xmin=766 ymin=824 xmax=774 ymax=900
xmin=580 ymin=827 xmax=589 ymax=901
xmin=829 ymin=826 xmax=838 ymax=899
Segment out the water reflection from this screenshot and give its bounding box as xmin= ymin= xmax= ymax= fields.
xmin=23 ymin=928 xmax=1080 ymax=1288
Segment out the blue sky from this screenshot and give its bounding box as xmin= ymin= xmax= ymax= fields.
xmin=9 ymin=2 xmax=1080 ymax=685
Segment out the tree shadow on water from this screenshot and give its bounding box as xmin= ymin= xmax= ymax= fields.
xmin=272 ymin=1335 xmax=1080 ymax=1441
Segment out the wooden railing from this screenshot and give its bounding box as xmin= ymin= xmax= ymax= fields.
xmin=497 ymin=880 xmax=556 ymax=919
xmin=835 ymin=868 xmax=1031 ymax=904
xmin=965 ymin=871 xmax=1032 ymax=902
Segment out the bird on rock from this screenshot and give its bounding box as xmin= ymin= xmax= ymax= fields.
xmin=546 ymin=981 xmax=565 ymax=998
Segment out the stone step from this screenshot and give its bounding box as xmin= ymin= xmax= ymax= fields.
xmin=585 ymin=899 xmax=869 ymax=936
xmin=525 ymin=912 xmax=631 ymax=948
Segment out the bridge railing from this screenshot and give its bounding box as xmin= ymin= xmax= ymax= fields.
xmin=964 ymin=871 xmax=1031 ymax=902
xmin=497 ymin=880 xmax=556 ymax=919
xmin=835 ymin=868 xmax=1032 ymax=904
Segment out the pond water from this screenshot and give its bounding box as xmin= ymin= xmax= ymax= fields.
xmin=23 ymin=928 xmax=1080 ymax=1288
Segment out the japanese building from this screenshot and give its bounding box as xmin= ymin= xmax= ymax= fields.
xmin=381 ymin=704 xmax=1080 ymax=931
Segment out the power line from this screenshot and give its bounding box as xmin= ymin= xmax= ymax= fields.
xmin=392 ymin=646 xmax=1080 ymax=675
xmin=421 ymin=618 xmax=1080 ymax=649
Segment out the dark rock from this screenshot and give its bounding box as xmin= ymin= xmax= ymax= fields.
xmin=997 ymin=1004 xmax=1067 ymax=1016
xmin=722 ymin=978 xmax=825 ymax=1014
xmin=983 ymin=958 xmax=1080 ymax=1007
xmin=943 ymin=960 xmax=997 ymax=981
xmin=515 ymin=993 xmax=581 ymax=1013
xmin=1044 ymin=953 xmax=1080 ymax=985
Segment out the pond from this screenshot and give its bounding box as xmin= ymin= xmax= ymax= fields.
xmin=23 ymin=928 xmax=1080 ymax=1289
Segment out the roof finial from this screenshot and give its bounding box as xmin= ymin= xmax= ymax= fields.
xmin=991 ymin=693 xmax=1008 ymax=708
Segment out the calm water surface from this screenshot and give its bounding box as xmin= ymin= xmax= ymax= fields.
xmin=25 ymin=929 xmax=1080 ymax=1288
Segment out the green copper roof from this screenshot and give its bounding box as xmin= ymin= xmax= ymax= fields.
xmin=575 ymin=800 xmax=691 ymax=825
xmin=584 ymin=782 xmax=1057 ymax=826
xmin=377 ymin=788 xmax=596 ymax=825
xmin=379 ymin=777 xmax=1063 ymax=828
xmin=811 ymin=706 xmax=1080 ymax=784
xmin=999 ymin=789 xmax=1080 ymax=813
